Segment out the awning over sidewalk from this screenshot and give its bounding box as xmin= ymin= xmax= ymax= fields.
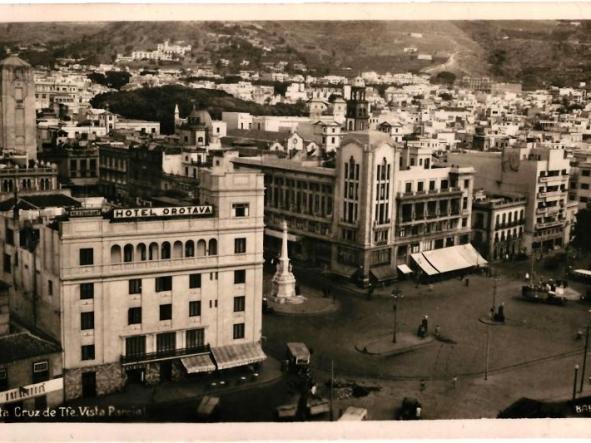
xmin=211 ymin=342 xmax=267 ymax=370
xmin=370 ymin=265 xmax=397 ymax=282
xmin=410 ymin=244 xmax=487 ymax=276
xmin=264 ymin=228 xmax=301 ymax=242
xmin=423 ymin=247 xmax=472 ymax=273
xmin=181 ymin=353 xmax=216 ymax=374
xmin=411 ymin=253 xmax=439 ymax=276
xmin=397 ymin=264 xmax=413 ymax=275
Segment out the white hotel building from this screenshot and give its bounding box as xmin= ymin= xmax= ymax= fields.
xmin=2 ymin=163 xmax=266 ymax=401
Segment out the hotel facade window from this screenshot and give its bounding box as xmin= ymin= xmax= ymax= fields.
xmin=233 ymin=323 xmax=245 ymax=339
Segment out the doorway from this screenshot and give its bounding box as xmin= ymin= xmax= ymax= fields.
xmin=81 ymin=371 xmax=97 ymax=398
xmin=159 ymin=361 xmax=172 ymax=382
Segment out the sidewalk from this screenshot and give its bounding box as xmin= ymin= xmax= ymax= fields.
xmin=354 ymin=332 xmax=435 ymax=356
xmin=67 ymin=356 xmax=284 ymax=410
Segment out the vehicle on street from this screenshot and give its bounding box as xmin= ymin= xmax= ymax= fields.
xmin=196 ymin=395 xmax=220 ymax=422
xmin=521 ymin=284 xmax=567 ymax=305
xmin=286 ymin=342 xmax=311 ymax=374
xmin=338 ymin=406 xmax=368 ymax=421
xmin=397 ymin=397 xmax=422 ymax=420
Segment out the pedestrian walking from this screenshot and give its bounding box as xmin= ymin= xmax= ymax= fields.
xmin=452 ymin=377 xmax=458 ymax=389
xmin=465 ymin=278 xmax=469 ymax=287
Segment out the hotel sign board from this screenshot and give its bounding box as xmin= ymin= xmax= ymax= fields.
xmin=68 ymin=208 xmax=103 ymax=218
xmin=113 ymin=206 xmax=213 ymax=220
xmin=0 ymin=377 xmax=63 ymax=405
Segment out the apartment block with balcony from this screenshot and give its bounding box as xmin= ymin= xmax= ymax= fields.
xmin=448 ymin=144 xmax=574 ymax=254
xmin=0 ymin=164 xmax=265 ymax=401
xmin=235 ymin=131 xmax=476 ymax=286
xmin=472 ymin=192 xmax=527 ymax=260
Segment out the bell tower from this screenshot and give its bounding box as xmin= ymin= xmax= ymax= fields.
xmin=0 ymin=55 xmax=37 ymax=160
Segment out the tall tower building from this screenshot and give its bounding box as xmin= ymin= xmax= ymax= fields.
xmin=345 ymin=77 xmax=369 ymax=132
xmin=0 ymin=55 xmax=37 ymax=160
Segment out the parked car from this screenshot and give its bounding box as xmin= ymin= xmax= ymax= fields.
xmin=397 ymin=397 xmax=422 ymax=420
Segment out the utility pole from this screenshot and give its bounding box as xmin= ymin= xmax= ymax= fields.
xmin=484 ymin=324 xmax=490 ymax=381
xmin=580 ymin=325 xmax=590 ymax=393
xmin=392 ymin=288 xmax=402 ymax=344
xmin=573 ymin=365 xmax=579 ymax=402
xmin=329 ymin=359 xmax=334 ymax=422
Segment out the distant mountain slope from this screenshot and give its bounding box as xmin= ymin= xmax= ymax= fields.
xmin=1 ymin=20 xmax=590 ymax=88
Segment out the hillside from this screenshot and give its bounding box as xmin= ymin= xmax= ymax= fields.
xmin=2 ymin=21 xmax=591 ymax=88
xmin=90 ymin=85 xmax=307 ymax=134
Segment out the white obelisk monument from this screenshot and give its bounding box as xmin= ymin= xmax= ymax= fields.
xmin=272 ymin=220 xmax=302 ymax=304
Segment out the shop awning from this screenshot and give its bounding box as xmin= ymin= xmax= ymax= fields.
xmin=411 ymin=253 xmax=439 ymax=276
xmin=264 ymin=228 xmax=301 ymax=242
xmin=181 ymin=353 xmax=216 ymax=374
xmin=397 ymin=264 xmax=413 ymax=275
xmin=423 ymin=246 xmax=472 ymax=273
xmin=457 ymin=243 xmax=488 ymax=267
xmin=211 ymin=342 xmax=267 ymax=370
xmin=370 ymin=265 xmax=397 ymax=282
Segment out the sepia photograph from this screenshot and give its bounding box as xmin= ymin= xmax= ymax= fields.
xmin=0 ymin=2 xmax=591 ymax=439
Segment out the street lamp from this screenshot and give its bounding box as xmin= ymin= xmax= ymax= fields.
xmin=579 ymin=309 xmax=591 ymax=393
xmin=392 ymin=288 xmax=403 ymax=344
xmin=573 ymin=364 xmax=580 ymax=402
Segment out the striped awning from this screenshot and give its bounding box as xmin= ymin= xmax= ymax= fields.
xmin=181 ymin=354 xmax=216 ymax=374
xmin=211 ymin=342 xmax=267 ymax=370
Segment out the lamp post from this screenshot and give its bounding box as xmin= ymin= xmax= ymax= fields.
xmin=392 ymin=288 xmax=403 ymax=344
xmin=579 ymin=309 xmax=591 ymax=393
xmin=573 ymin=364 xmax=580 ymax=402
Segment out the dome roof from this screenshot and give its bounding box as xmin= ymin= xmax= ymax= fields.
xmin=188 ymin=108 xmax=212 ymax=127
xmin=352 ymin=76 xmax=365 ymax=88
xmin=0 ymin=55 xmax=31 ymax=68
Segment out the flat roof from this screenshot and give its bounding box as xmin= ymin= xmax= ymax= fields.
xmin=0 ymin=331 xmax=61 ymax=364
xmin=233 ymin=157 xmax=336 ymax=177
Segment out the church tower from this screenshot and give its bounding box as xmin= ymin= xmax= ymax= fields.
xmin=0 ymin=55 xmax=37 ymax=160
xmin=345 ymin=77 xmax=369 ymax=132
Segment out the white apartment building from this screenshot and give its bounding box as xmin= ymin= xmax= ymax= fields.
xmin=2 ymin=164 xmax=266 ymax=401
xmin=448 ymin=145 xmax=576 ymax=253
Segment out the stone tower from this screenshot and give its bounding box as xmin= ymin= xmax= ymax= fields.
xmin=0 ymin=55 xmax=37 ymax=160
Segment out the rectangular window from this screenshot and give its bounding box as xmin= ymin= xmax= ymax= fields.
xmin=0 ymin=368 xmax=7 ymax=391
xmin=156 ymin=332 xmax=176 ymax=353
xmin=3 ymin=254 xmax=10 ymax=273
xmin=129 ymin=279 xmax=142 ymax=294
xmin=464 ymin=179 xmax=470 ymax=189
xmin=79 ymin=248 xmax=94 ymax=266
xmin=5 ymin=227 xmax=13 ymax=246
xmin=159 ymin=303 xmax=172 ymax=321
xmin=32 ymin=361 xmax=49 ymax=383
xmin=155 ymin=276 xmax=173 ymax=292
xmin=186 ymin=328 xmax=205 ymax=349
xmin=234 ymin=238 xmax=247 ymax=254
xmin=189 ymin=300 xmax=201 ymax=317
xmin=81 ymin=345 xmax=95 ymax=361
xmin=48 ymin=280 xmax=53 ymax=296
xmin=232 ymin=203 xmax=249 ymax=217
xmin=128 ymin=307 xmax=142 ymax=325
xmin=582 ymin=170 xmax=591 ymax=177
xmin=233 ymin=296 xmax=245 ymax=312
xmin=234 ymin=270 xmax=246 ymax=284
xmin=80 ymin=282 xmax=94 ymax=300
xmin=582 ymin=183 xmax=590 ymax=190
xmin=189 ymin=273 xmax=201 ymax=289
xmin=81 ymin=312 xmax=94 ymax=330
xmin=233 ymin=323 xmax=245 ymax=339
xmin=125 ymin=335 xmax=146 ymax=357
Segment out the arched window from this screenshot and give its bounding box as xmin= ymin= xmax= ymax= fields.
xmin=123 ymin=244 xmax=134 ymax=262
xmin=173 ymin=241 xmax=183 ymax=259
xmin=161 ymin=242 xmax=171 ymax=260
xmin=149 ymin=242 xmax=159 ymax=260
xmin=185 ymin=240 xmax=195 ymax=257
xmin=110 ymin=245 xmax=122 ymax=264
xmin=136 ymin=243 xmax=147 ymax=261
xmin=196 ymin=240 xmax=206 ymax=257
xmin=208 ymin=239 xmax=217 ymax=256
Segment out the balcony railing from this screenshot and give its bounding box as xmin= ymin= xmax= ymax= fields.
xmin=120 ymin=344 xmax=210 ymax=365
xmin=397 ymin=187 xmax=462 ymax=199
